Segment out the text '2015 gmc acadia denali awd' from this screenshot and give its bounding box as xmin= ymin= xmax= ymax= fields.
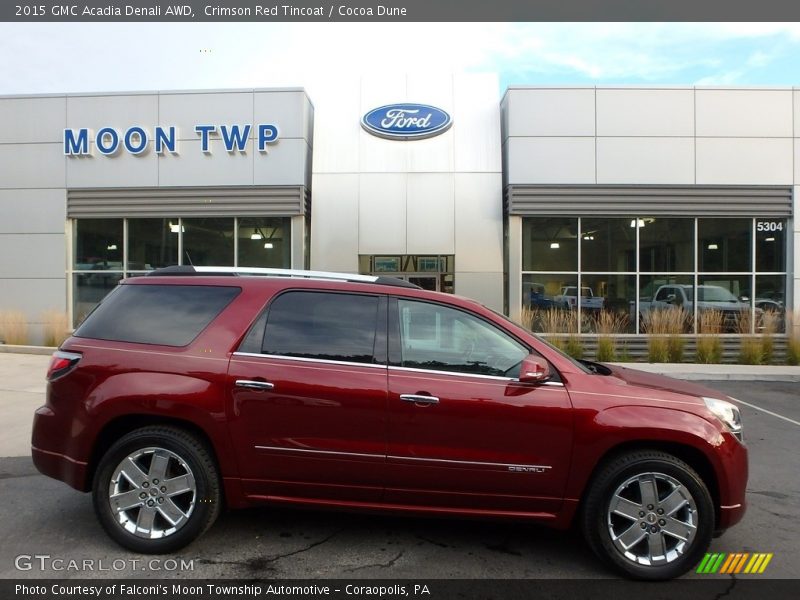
xmin=32 ymin=266 xmax=747 ymax=580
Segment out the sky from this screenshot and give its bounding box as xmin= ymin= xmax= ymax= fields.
xmin=2 ymin=22 xmax=800 ymax=97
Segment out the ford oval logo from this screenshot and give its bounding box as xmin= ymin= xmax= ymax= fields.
xmin=361 ymin=103 xmax=452 ymax=140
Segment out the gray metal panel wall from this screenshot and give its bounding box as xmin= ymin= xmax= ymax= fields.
xmin=67 ymin=186 xmax=307 ymax=218
xmin=505 ymin=185 xmax=793 ymax=216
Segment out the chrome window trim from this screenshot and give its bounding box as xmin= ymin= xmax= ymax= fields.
xmin=232 ymin=351 xmax=387 ymax=369
xmin=232 ymin=354 xmax=565 ymax=385
xmin=388 ymin=365 xmax=514 ymax=381
xmin=253 ymin=445 xmax=552 ymax=471
xmin=389 ymin=365 xmax=565 ymax=386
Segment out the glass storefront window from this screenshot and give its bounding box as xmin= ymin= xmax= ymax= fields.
xmin=128 ymin=218 xmax=178 ymax=271
xmin=581 ymin=274 xmax=636 ymax=333
xmin=73 ymin=272 xmax=123 ymax=326
xmin=183 ymin=218 xmax=234 ymax=266
xmin=522 ymin=216 xmax=788 ymax=336
xmin=581 ymin=218 xmax=635 ymax=272
xmin=697 ymin=275 xmax=753 ymax=333
xmin=521 ymin=274 xmax=578 ymax=333
xmin=74 ymin=219 xmax=123 ymax=271
xmin=522 ymin=218 xmax=578 ymax=272
xmin=71 ymin=216 xmax=296 ymax=326
xmin=698 ymin=218 xmax=751 ymax=272
xmin=639 ymin=275 xmax=694 ymax=333
xmin=238 ymin=217 xmax=291 ymax=268
xmin=639 ymin=218 xmax=694 ymax=272
xmin=755 ymin=219 xmax=786 ymax=273
xmin=756 ymin=274 xmax=787 ymax=332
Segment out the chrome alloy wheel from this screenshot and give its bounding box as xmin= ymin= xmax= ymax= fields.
xmin=108 ymin=447 xmax=197 ymax=539
xmin=606 ymin=472 xmax=698 ymax=566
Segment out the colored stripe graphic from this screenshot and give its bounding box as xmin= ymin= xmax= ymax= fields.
xmin=696 ymin=553 xmax=713 ymax=573
xmin=758 ymin=553 xmax=773 ymax=573
xmin=711 ymin=553 xmax=726 ymax=573
xmin=699 ymin=552 xmax=775 ymax=574
xmin=697 ymin=553 xmax=727 ymax=573
xmin=733 ymin=553 xmax=750 ymax=573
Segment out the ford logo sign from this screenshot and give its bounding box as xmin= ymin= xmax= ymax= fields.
xmin=361 ymin=103 xmax=452 ymax=140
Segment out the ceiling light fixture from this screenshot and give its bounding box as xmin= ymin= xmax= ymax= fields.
xmin=264 ymin=242 xmax=274 ymax=249
xmin=550 ymin=242 xmax=560 ymax=249
xmin=707 ymin=243 xmax=718 ymax=250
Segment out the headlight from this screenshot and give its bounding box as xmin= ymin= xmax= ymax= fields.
xmin=703 ymin=397 xmax=743 ymax=441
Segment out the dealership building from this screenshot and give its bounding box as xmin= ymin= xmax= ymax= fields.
xmin=0 ymin=75 xmax=797 ymax=343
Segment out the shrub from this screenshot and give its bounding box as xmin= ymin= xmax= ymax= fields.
xmin=594 ymin=311 xmax=628 ymax=362
xmin=617 ymin=342 xmax=632 ymax=363
xmin=642 ymin=307 xmax=687 ymax=363
xmin=42 ymin=309 xmax=70 ymax=347
xmin=596 ymin=337 xmax=615 ymax=362
xmin=736 ymin=311 xmax=762 ymax=365
xmin=565 ymin=335 xmax=584 ymax=360
xmin=696 ymin=309 xmax=723 ymax=364
xmin=759 ymin=310 xmax=779 ymax=365
xmin=738 ymin=338 xmax=762 ymax=365
xmin=0 ymin=310 xmax=29 ymax=345
xmin=538 ymin=308 xmax=577 ymax=352
xmin=667 ymin=337 xmax=685 ymax=363
xmin=787 ymin=310 xmax=800 ymax=366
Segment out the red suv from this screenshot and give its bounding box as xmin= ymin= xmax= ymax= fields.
xmin=32 ymin=267 xmax=747 ymax=579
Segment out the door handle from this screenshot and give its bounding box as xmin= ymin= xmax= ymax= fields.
xmin=235 ymin=379 xmax=275 ymax=391
xmin=400 ymin=394 xmax=439 ymax=405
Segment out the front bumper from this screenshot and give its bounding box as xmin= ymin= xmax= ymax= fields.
xmin=715 ymin=432 xmax=749 ymax=531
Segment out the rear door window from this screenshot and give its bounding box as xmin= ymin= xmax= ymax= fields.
xmin=259 ymin=291 xmax=381 ymax=364
xmin=74 ymin=284 xmax=240 ymax=346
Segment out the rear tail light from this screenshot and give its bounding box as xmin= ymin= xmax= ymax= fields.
xmin=46 ymin=351 xmax=82 ymax=381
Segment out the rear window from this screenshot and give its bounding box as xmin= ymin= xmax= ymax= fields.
xmin=74 ymin=284 xmax=240 ymax=346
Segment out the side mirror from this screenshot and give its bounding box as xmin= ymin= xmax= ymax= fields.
xmin=519 ymin=355 xmax=551 ymax=384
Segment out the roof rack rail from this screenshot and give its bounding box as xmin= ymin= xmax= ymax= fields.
xmin=146 ymin=265 xmax=422 ymax=289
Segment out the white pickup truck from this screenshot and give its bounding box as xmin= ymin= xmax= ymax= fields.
xmin=554 ymin=286 xmax=604 ymax=311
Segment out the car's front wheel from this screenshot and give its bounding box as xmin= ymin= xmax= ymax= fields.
xmin=581 ymin=450 xmax=715 ymax=580
xmin=93 ymin=426 xmax=221 ymax=553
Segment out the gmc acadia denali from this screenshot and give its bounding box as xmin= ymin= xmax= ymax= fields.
xmin=32 ymin=266 xmax=747 ymax=579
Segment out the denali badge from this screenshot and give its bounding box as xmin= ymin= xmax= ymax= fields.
xmin=508 ymin=465 xmax=549 ymax=473
xmin=361 ymin=103 xmax=452 ymax=140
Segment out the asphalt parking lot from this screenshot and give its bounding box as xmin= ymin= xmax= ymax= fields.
xmin=0 ymin=380 xmax=798 ymax=580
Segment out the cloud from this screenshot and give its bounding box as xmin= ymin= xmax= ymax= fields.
xmin=0 ymin=22 xmax=798 ymax=96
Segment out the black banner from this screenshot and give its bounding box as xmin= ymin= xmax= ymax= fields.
xmin=3 ymin=0 xmax=800 ymax=22
xmin=3 ymin=579 xmax=800 ymax=600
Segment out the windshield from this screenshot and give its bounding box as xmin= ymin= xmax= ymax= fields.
xmin=696 ymin=286 xmax=739 ymax=302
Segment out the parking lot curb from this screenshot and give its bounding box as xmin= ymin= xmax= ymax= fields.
xmin=0 ymin=345 xmax=55 ymax=355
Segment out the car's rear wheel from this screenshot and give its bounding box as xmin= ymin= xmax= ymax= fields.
xmin=581 ymin=450 xmax=714 ymax=580
xmin=93 ymin=426 xmax=221 ymax=553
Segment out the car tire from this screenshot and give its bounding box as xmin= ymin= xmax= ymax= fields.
xmin=92 ymin=425 xmax=221 ymax=554
xmin=581 ymin=450 xmax=714 ymax=580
